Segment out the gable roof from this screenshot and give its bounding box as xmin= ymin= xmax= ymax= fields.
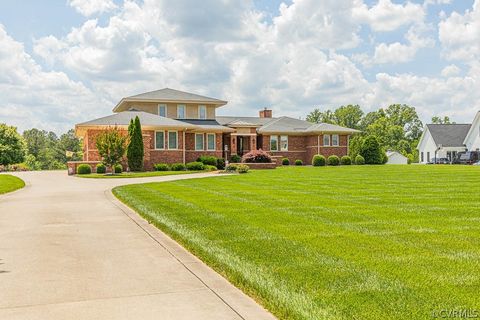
xmin=257 ymin=116 xmax=312 ymax=134
xmin=179 ymin=119 xmax=235 ymax=132
xmin=216 ymin=116 xmax=277 ymax=127
xmin=113 ymin=88 xmax=227 ymax=112
xmin=426 ymin=124 xmax=471 ymax=147
xmin=463 ymin=111 xmax=480 ymax=144
xmin=306 ymin=123 xmax=361 ymax=134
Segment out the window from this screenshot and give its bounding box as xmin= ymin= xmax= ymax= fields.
xmin=270 ymin=135 xmax=278 ymax=151
xmin=332 ymin=134 xmax=339 ymax=146
xmin=207 ymin=133 xmax=215 ymax=151
xmin=158 ymin=104 xmax=167 ymax=117
xmin=177 ymin=105 xmax=185 ymax=119
xmin=198 ymin=105 xmax=206 ymax=119
xmin=195 ymin=133 xmax=204 ymax=151
xmin=427 ymin=152 xmax=430 ymax=162
xmin=421 ymin=152 xmax=424 ymax=162
xmin=155 ymin=131 xmax=165 ymax=149
xmin=280 ymin=135 xmax=288 ymax=151
xmin=168 ymin=131 xmax=178 ymax=149
xmin=323 ymin=134 xmax=330 ymax=146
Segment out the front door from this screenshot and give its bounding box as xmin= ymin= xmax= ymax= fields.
xmin=236 ymin=136 xmax=244 ymax=155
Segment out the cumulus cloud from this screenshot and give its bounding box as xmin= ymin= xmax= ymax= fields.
xmin=68 ymin=0 xmax=117 ymax=17
xmin=441 ymin=64 xmax=460 ymax=77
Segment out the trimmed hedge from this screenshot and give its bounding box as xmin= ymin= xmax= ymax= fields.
xmin=225 ymin=164 xmax=238 ymax=172
xmin=355 ymin=155 xmax=365 ymax=165
xmin=327 ymin=155 xmax=340 ymax=166
xmin=171 ymin=163 xmax=186 ymax=171
xmin=96 ymin=163 xmax=106 ymax=174
xmin=282 ymin=158 xmax=290 ymax=165
xmin=154 ymin=163 xmax=170 ymax=171
xmin=312 ymin=155 xmax=326 ymax=166
xmin=230 ymin=155 xmax=241 ymax=163
xmin=114 ymin=164 xmax=123 ymax=174
xmin=236 ymin=164 xmax=249 ymax=173
xmin=77 ymin=164 xmax=91 ymax=174
xmin=197 ymin=156 xmax=217 ymax=166
xmin=295 ymin=159 xmax=303 ymax=166
xmin=204 ymin=165 xmax=218 ymax=171
xmin=186 ymin=161 xmax=204 ymax=171
xmin=341 ymin=156 xmax=352 ymax=165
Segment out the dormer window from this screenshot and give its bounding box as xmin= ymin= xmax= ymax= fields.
xmin=198 ymin=105 xmax=206 ymax=119
xmin=158 ymin=104 xmax=167 ymax=117
xmin=177 ymin=105 xmax=185 ymax=119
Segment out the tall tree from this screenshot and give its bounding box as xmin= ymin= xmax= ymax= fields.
xmin=0 ymin=123 xmax=26 ymax=165
xmin=333 ymin=104 xmax=364 ymax=129
xmin=431 ymin=116 xmax=454 ymax=124
xmin=58 ymin=129 xmax=83 ymax=162
xmin=360 ymin=136 xmax=383 ymax=165
xmin=127 ymin=116 xmax=144 ymax=171
xmin=96 ymin=127 xmax=127 ymax=174
xmin=306 ymin=108 xmax=335 ymax=124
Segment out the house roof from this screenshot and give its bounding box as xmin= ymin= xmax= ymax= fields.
xmin=113 ymin=88 xmax=227 ymax=112
xmin=76 ymin=111 xmax=197 ymax=129
xmin=426 ymin=124 xmax=471 ymax=147
xmin=306 ymin=123 xmax=361 ymax=134
xmin=463 ymin=111 xmax=480 ymax=145
xmin=216 ymin=116 xmax=277 ymax=127
xmin=179 ymin=119 xmax=235 ymax=132
xmin=257 ymin=116 xmax=312 ymax=134
xmin=386 ymin=151 xmax=407 ymax=158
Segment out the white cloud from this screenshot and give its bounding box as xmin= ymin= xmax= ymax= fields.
xmin=353 ymin=0 xmax=425 ymax=32
xmin=68 ymin=0 xmax=117 ymax=17
xmin=441 ymin=64 xmax=460 ymax=77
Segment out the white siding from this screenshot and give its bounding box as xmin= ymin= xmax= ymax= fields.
xmin=386 ymin=152 xmax=408 ymax=164
xmin=417 ymin=128 xmax=439 ymax=163
xmin=464 ymin=112 xmax=480 ymax=151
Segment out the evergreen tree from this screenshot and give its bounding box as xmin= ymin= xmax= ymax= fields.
xmin=359 ymin=136 xmax=383 ymax=164
xmin=127 ymin=116 xmax=144 ymax=171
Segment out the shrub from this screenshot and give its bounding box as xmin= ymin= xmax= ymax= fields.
xmin=77 ymin=164 xmax=91 ymax=174
xmin=341 ymin=156 xmax=352 ymax=165
xmin=127 ymin=116 xmax=144 ymax=171
xmin=359 ymin=136 xmax=383 ymax=164
xmin=216 ymin=158 xmax=226 ymax=170
xmin=355 ymin=155 xmax=365 ymax=165
xmin=327 ymin=155 xmax=340 ymax=166
xmin=171 ymin=163 xmax=186 ymax=171
xmin=96 ymin=163 xmax=106 ymax=174
xmin=186 ymin=161 xmax=205 ymax=171
xmin=282 ymin=158 xmax=290 ymax=165
xmin=236 ymin=164 xmax=249 ymax=173
xmin=154 ymin=163 xmax=170 ymax=171
xmin=225 ymin=164 xmax=238 ymax=172
xmin=407 ymin=153 xmax=414 ymax=165
xmin=382 ymin=151 xmax=388 ymax=164
xmin=114 ymin=164 xmax=123 ymax=174
xmin=230 ymin=154 xmax=241 ymax=163
xmin=241 ymin=149 xmax=272 ymax=163
xmin=312 ymin=155 xmax=326 ymax=166
xmin=204 ymin=165 xmax=218 ymax=171
xmin=197 ymin=155 xmax=217 ymax=166
xmin=295 ymin=159 xmax=303 ymax=166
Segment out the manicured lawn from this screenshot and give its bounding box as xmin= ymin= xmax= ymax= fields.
xmin=76 ymin=170 xmax=203 ymax=178
xmin=113 ymin=166 xmax=480 ymax=320
xmin=0 ymin=174 xmax=25 ymax=194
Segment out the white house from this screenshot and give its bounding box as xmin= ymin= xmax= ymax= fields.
xmin=386 ymin=151 xmax=408 ymax=164
xmin=463 ymin=111 xmax=480 ymax=152
xmin=417 ymin=124 xmax=471 ymax=163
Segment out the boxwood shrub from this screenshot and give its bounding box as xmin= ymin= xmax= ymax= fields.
xmin=355 ymin=155 xmax=365 ymax=165
xmin=282 ymin=158 xmax=290 ymax=165
xmin=171 ymin=163 xmax=186 ymax=171
xmin=295 ymin=159 xmax=303 ymax=166
xmin=186 ymin=161 xmax=204 ymax=171
xmin=197 ymin=155 xmax=217 ymax=166
xmin=96 ymin=163 xmax=106 ymax=174
xmin=236 ymin=164 xmax=249 ymax=173
xmin=327 ymin=155 xmax=340 ymax=166
xmin=225 ymin=164 xmax=238 ymax=172
xmin=77 ymin=164 xmax=91 ymax=174
xmin=114 ymin=164 xmax=123 ymax=174
xmin=154 ymin=163 xmax=170 ymax=171
xmin=216 ymin=158 xmax=226 ymax=170
xmin=230 ymin=154 xmax=241 ymax=163
xmin=341 ymin=156 xmax=352 ymax=165
xmin=204 ymin=165 xmax=218 ymax=171
xmin=312 ymin=154 xmax=326 ymax=166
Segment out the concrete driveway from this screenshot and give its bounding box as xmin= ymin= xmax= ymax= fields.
xmin=0 ymin=171 xmax=274 ymax=320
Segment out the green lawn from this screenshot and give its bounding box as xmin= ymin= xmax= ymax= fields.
xmin=113 ymin=166 xmax=480 ymax=320
xmin=0 ymin=174 xmax=25 ymax=194
xmin=76 ymin=170 xmax=203 ymax=178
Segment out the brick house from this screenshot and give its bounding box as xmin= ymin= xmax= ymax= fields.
xmin=71 ymin=88 xmax=360 ymax=172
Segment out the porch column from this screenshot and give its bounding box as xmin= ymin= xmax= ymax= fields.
xmin=183 ymin=130 xmax=186 ymax=164
xmin=250 ymin=135 xmax=256 ymax=152
xmin=230 ymin=135 xmax=237 ymax=155
xmin=317 ymin=135 xmax=320 ymax=155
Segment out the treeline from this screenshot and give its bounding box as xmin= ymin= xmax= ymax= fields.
xmin=306 ymin=104 xmax=423 ymax=162
xmin=0 ymin=124 xmax=82 ymax=170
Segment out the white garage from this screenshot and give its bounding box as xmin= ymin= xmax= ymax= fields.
xmin=386 ymin=151 xmax=408 ymax=165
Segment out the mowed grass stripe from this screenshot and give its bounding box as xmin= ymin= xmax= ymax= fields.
xmin=113 ymin=165 xmax=480 ymax=320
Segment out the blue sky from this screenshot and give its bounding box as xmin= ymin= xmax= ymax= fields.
xmin=0 ymin=0 xmax=479 ymax=133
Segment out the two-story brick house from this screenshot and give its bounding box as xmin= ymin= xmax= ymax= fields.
xmin=73 ymin=88 xmax=360 ymax=172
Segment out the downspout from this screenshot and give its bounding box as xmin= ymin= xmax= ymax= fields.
xmin=317 ymin=134 xmax=320 ymax=155
xmin=183 ymin=129 xmax=186 ymax=164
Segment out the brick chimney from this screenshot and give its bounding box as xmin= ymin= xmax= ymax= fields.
xmin=259 ymin=108 xmax=272 ymax=118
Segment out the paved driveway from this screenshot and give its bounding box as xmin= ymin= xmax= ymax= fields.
xmin=0 ymin=171 xmax=274 ymax=320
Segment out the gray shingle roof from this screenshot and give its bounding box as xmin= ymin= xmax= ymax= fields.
xmin=76 ymin=111 xmax=196 ymax=128
xmin=216 ymin=116 xmax=277 ymax=126
xmin=258 ymin=116 xmax=312 ymax=133
xmin=426 ymin=124 xmax=471 ymax=147
xmin=179 ymin=119 xmax=235 ymax=132
xmin=127 ymin=88 xmax=226 ymax=103
xmin=306 ymin=123 xmax=361 ymax=134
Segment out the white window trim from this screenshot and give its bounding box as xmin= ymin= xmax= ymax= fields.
xmin=207 ymin=133 xmax=216 ymax=151
xmin=158 ymin=104 xmax=167 ymax=117
xmin=177 ymin=105 xmax=185 ymax=119
xmin=154 ymin=131 xmax=165 ymax=150
xmin=198 ymin=105 xmax=207 ymax=119
xmin=168 ymin=131 xmax=178 ymax=150
xmin=195 ymin=133 xmax=204 ymax=151
xmin=323 ymin=134 xmax=330 ymax=146
xmin=270 ymin=135 xmax=278 ymax=151
xmin=280 ymin=135 xmax=288 ymax=151
xmin=332 ymin=134 xmax=339 ymax=146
